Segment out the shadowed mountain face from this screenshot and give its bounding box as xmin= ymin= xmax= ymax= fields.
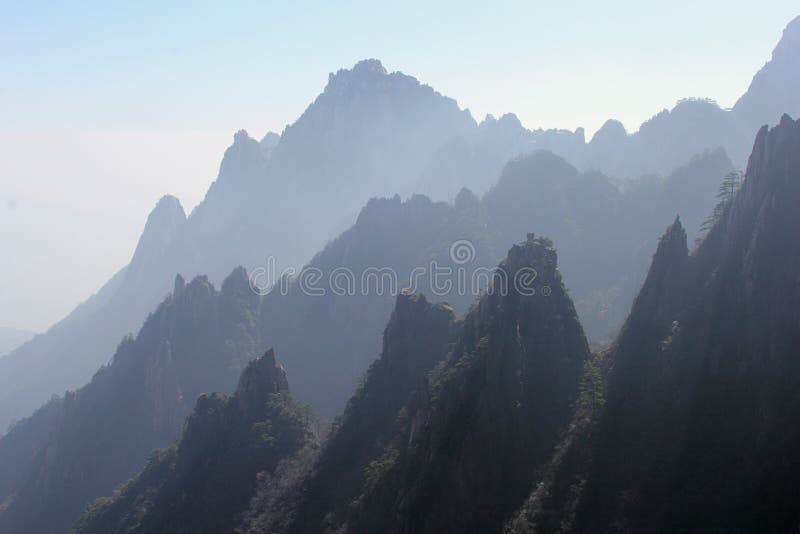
xmin=0 ymin=193 xmax=497 ymax=534
xmin=3 ymin=15 xmax=798 ymax=435
xmin=212 ymin=148 xmax=731 ymax=416
xmin=243 ymin=235 xmax=590 ymax=534
xmin=507 ymin=116 xmax=800 ymax=533
xmin=258 ymin=193 xmax=497 ymax=417
xmin=273 ymin=293 xmax=457 ymax=534
xmin=74 ymin=350 xmax=313 ymax=534
xmin=0 ymin=60 xmax=497 ymax=435
xmin=239 ymin=121 xmax=800 ymax=534
xmin=8 ymin=116 xmax=798 ymax=533
xmin=0 ymin=147 xmax=735 ymax=532
xmin=483 ymin=147 xmax=732 ymax=340
xmin=73 ymin=292 xmax=457 ymax=534
xmin=0 ymin=269 xmax=261 ymax=534
xmin=352 ymin=237 xmax=590 ymax=534
xmin=0 ymin=144 xmax=733 ymax=533
xmin=0 ymin=196 xmax=184 ymax=436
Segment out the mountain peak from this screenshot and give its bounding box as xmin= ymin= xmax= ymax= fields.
xmin=232 ymin=129 xmax=252 ymax=144
xmin=213 ymin=129 xmax=265 ymax=188
xmin=499 ymin=232 xmax=559 ymax=286
xmin=734 ymin=15 xmax=800 ymax=129
xmin=745 ymin=113 xmax=800 ymax=187
xmin=590 ymin=118 xmax=628 ymax=144
xmin=336 ymin=233 xmax=589 ymax=532
xmin=259 ymin=131 xmax=280 ymax=153
xmin=481 ymin=112 xmax=523 ymax=129
xmin=325 ymin=58 xmax=390 ymax=90
xmin=773 ymin=15 xmax=800 ymax=60
xmin=128 ymin=195 xmax=186 ymax=274
xmin=220 ymin=265 xmax=250 ymax=292
xmin=235 ymin=349 xmax=289 ymax=421
xmin=352 ymin=58 xmax=387 ymax=75
xmin=622 ymin=214 xmax=689 ymax=332
xmin=543 ymin=98 xmax=800 ymax=534
xmin=454 ymin=186 xmax=480 ymax=212
xmin=659 ymin=215 xmax=687 ymax=254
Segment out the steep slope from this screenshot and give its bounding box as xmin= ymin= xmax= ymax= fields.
xmin=534 ymin=17 xmax=800 ymax=180
xmin=289 ymin=235 xmax=590 ymax=534
xmin=263 ymin=293 xmax=456 ymax=534
xmin=510 ymin=115 xmax=800 ymax=533
xmin=0 ymin=269 xmax=261 ymax=534
xmin=619 ymin=98 xmax=749 ymax=179
xmin=0 ymin=196 xmax=185 ymax=434
xmin=271 ymin=58 xmax=475 ymax=201
xmin=417 ymin=112 xmax=536 ymax=200
xmin=734 ymin=15 xmax=800 ymax=133
xmin=74 ymin=349 xmax=313 ymax=534
xmin=483 ymin=148 xmax=732 ymax=340
xmin=258 ymin=192 xmax=496 ymax=417
xmin=0 ymin=60 xmax=484 ymax=433
xmin=8 ymin=20 xmax=798 ymax=432
xmin=0 ymin=146 xmax=732 ymax=488
xmin=0 ymin=148 xmax=734 ymax=532
xmin=74 ymin=234 xmax=590 ymax=534
xmin=0 ymin=192 xmax=496 ymax=532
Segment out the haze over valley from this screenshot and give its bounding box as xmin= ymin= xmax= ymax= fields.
xmin=2 ymin=4 xmax=800 ymax=533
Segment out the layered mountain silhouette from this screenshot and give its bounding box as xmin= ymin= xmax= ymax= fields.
xmin=258 ymin=293 xmax=457 ymax=533
xmin=74 ymin=349 xmax=313 ymax=534
xmin=507 ymin=115 xmax=800 ymax=532
xmin=0 ymin=143 xmax=731 ymax=436
xmin=3 ymin=14 xmax=797 ymax=437
xmin=734 ymin=15 xmax=800 ymax=133
xmin=0 ymin=192 xmax=499 ymax=533
xmin=0 ymin=59 xmax=490 ymax=434
xmin=330 ymin=235 xmax=590 ymax=534
xmin=0 ymin=152 xmax=728 ymax=531
xmin=79 ymin=234 xmax=590 ymax=534
xmin=0 ymin=269 xmax=261 ymax=534
xmin=14 ymin=113 xmax=800 ymax=533
xmin=484 ymin=147 xmax=732 ymax=340
xmin=236 ymin=117 xmax=800 ymax=533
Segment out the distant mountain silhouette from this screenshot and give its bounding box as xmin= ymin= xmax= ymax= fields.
xmin=508 ymin=115 xmax=800 ymax=533
xmin=0 ymin=60 xmax=483 ymax=433
xmin=76 ymin=235 xmax=590 ymax=534
xmin=0 ymin=269 xmax=261 ymax=534
xmin=74 ymin=349 xmax=313 ymax=534
xmin=483 ymin=147 xmax=733 ymax=340
xmin=734 ymin=15 xmax=800 ymax=132
xmin=2 ymin=13 xmax=798 ymax=436
xmin=0 ymin=147 xmax=732 ymax=532
xmin=244 ymin=118 xmax=800 ymax=534
xmin=14 ymin=113 xmax=800 ymax=534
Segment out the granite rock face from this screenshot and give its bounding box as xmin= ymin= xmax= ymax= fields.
xmin=508 ymin=115 xmax=800 ymax=534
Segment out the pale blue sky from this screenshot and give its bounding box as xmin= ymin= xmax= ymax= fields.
xmin=1 ymin=1 xmax=798 ymax=331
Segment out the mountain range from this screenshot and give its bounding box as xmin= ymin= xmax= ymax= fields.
xmin=0 ymin=146 xmax=734 ymax=532
xmin=1 ymin=16 xmax=797 ymax=438
xmin=72 ymin=110 xmax=800 ymax=534
xmin=0 ymin=13 xmax=799 ymax=534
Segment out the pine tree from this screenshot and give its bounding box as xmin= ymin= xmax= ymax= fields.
xmin=699 ymin=170 xmax=744 ymax=235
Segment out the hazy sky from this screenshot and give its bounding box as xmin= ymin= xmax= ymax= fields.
xmin=1 ymin=1 xmax=797 ymax=332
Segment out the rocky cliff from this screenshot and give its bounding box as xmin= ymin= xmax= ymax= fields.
xmin=508 ymin=115 xmax=800 ymax=533
xmin=74 ymin=349 xmax=312 ymax=534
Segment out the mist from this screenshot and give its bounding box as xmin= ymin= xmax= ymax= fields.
xmin=2 ymin=5 xmax=800 ymax=534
